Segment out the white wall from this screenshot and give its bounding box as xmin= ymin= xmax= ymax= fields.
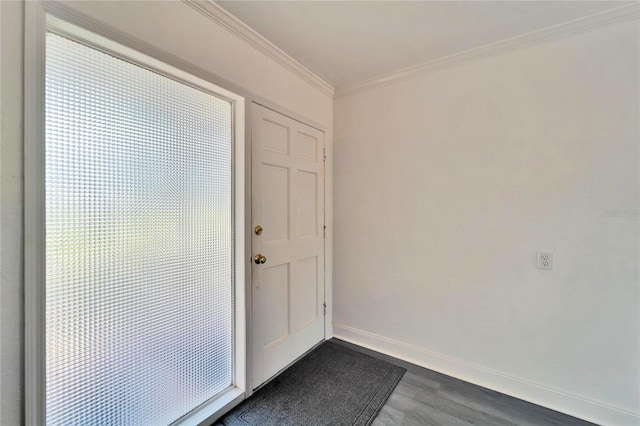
xmin=0 ymin=1 xmax=332 ymax=424
xmin=57 ymin=1 xmax=332 ymax=127
xmin=333 ymin=20 xmax=639 ymax=425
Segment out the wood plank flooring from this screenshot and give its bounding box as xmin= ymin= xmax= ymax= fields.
xmin=333 ymin=340 xmax=596 ymax=426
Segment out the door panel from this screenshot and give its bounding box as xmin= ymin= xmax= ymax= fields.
xmin=294 ymin=256 xmax=318 ymax=330
xmin=262 ymin=118 xmax=290 ymax=154
xmin=296 ymin=170 xmax=318 ymax=237
xmin=260 ymin=261 xmax=291 ymax=381
xmin=262 ymin=264 xmax=290 ymax=346
xmin=295 ymin=131 xmax=319 ymax=161
xmin=252 ymin=104 xmax=325 ymax=388
xmin=262 ymin=165 xmax=289 ymax=242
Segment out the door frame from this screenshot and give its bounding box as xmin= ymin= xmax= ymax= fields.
xmin=24 ymin=0 xmax=333 ymax=421
xmin=24 ymin=3 xmax=250 ymax=425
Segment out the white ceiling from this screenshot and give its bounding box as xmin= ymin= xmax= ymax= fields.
xmin=216 ymin=1 xmax=632 ymax=89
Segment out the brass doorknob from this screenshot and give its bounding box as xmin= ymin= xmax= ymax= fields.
xmin=254 ymin=254 xmax=267 ymax=264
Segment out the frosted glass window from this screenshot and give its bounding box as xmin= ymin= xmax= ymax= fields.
xmin=45 ymin=32 xmax=234 ymax=425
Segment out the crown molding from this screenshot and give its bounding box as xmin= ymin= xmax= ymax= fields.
xmin=183 ymin=0 xmax=334 ymax=98
xmin=336 ymin=2 xmax=640 ymax=98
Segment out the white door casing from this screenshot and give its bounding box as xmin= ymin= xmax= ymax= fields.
xmin=251 ymin=103 xmax=325 ymax=388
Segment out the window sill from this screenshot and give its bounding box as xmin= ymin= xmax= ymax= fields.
xmin=177 ymin=387 xmax=245 ymax=426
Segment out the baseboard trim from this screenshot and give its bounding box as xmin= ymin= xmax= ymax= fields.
xmin=333 ymin=323 xmax=640 ymax=426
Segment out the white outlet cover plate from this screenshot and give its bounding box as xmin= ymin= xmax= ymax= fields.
xmin=538 ymin=251 xmax=553 ymax=270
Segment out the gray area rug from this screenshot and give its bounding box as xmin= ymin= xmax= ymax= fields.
xmin=218 ymin=340 xmax=405 ymax=426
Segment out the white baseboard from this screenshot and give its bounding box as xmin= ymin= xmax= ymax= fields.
xmin=333 ymin=323 xmax=640 ymax=426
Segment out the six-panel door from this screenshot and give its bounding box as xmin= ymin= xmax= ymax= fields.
xmin=251 ymin=104 xmax=325 ymax=388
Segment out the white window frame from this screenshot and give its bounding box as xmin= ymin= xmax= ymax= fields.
xmin=25 ymin=2 xmax=246 ymax=424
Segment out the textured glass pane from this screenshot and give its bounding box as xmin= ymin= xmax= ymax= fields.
xmin=45 ymin=32 xmax=234 ymax=425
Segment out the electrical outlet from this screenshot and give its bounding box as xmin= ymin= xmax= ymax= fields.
xmin=538 ymin=252 xmax=553 ymax=270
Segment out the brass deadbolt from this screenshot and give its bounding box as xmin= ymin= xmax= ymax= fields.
xmin=255 ymin=225 xmax=263 ymax=235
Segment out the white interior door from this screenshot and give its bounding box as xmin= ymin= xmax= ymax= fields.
xmin=251 ymin=104 xmax=325 ymax=388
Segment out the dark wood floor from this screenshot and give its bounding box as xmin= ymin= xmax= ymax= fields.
xmin=333 ymin=340 xmax=595 ymax=426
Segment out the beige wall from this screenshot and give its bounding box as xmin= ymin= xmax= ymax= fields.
xmin=333 ymin=19 xmax=639 ymax=425
xmin=0 ymin=1 xmax=332 ymax=424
